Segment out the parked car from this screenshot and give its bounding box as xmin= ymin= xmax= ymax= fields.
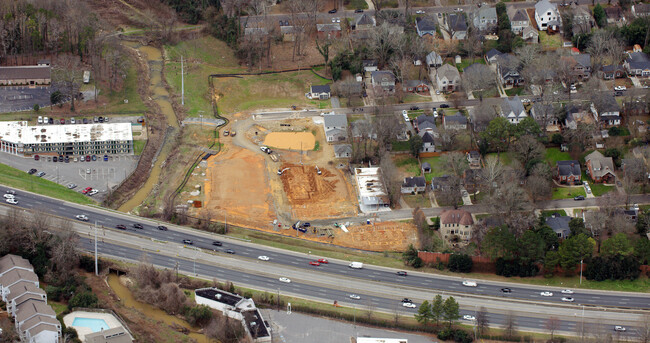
xmin=614 ymin=85 xmax=626 ymax=91
xmin=85 ymin=155 xmax=91 ymax=162
xmin=53 ymin=156 xmax=58 ymax=162
xmin=279 ymin=277 xmax=291 ymax=283
xmin=410 ymin=106 xmax=419 ymax=110
xmin=91 ymin=155 xmax=97 ymax=161
xmin=71 ymin=117 xmax=76 ymax=124
xmin=182 ymin=239 xmax=193 ymax=245
xmin=415 ymin=9 xmax=425 ymax=14
xmin=133 ymin=223 xmax=144 ymax=229
xmin=34 ymin=155 xmax=39 ymax=161
xmin=36 ymin=172 xmax=46 ymax=177
xmin=574 ymin=195 xmax=585 ymax=201
xmin=258 ymin=256 xmax=270 ymax=261
xmin=67 ymin=183 xmax=77 ymax=189
xmin=354 ymin=9 xmax=364 ymax=13
xmin=87 ymin=189 xmax=99 ymax=196
xmin=28 ymin=169 xmax=37 ymax=175
xmin=48 ymin=117 xmax=54 ymax=124
xmin=83 ymin=118 xmax=88 ymax=124
xmin=38 ymin=116 xmax=43 ymax=124
xmin=540 ymin=291 xmax=553 ymax=297
xmin=440 ymin=104 xmax=450 ymax=108
xmin=223 ymin=130 xmax=229 ymax=136
xmin=104 ymin=155 xmax=109 ymax=161
xmin=116 ymin=224 xmax=127 ymax=230
xmin=157 ymin=225 xmax=168 ymax=231
xmin=230 ymin=131 xmax=236 ymax=137
xmin=60 ymin=118 xmax=65 ymax=124
xmin=75 ymin=215 xmax=89 ymax=221
xmin=82 ymin=187 xmax=92 ymax=194
xmin=328 ymin=8 xmax=337 ymax=13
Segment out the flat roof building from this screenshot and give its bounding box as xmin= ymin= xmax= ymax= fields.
xmin=354 ymin=167 xmax=390 ymax=213
xmin=0 ymin=64 xmax=51 ymax=86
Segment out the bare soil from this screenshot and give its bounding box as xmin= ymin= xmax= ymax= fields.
xmin=264 ymin=132 xmax=315 ymax=150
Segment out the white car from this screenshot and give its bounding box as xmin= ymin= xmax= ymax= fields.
xmin=561 ymin=289 xmax=574 ymax=294
xmin=3 ymin=194 xmax=15 ymax=199
xmin=402 ymin=110 xmax=409 ymax=122
xmin=415 ymin=9 xmax=425 ymax=14
xmin=349 ymin=294 xmax=361 ymax=300
xmin=614 ymin=326 xmax=626 ymax=332
xmin=75 ymin=215 xmax=89 ymax=221
xmin=71 ymin=117 xmax=75 ymax=124
xmin=462 ymin=280 xmax=477 ymax=287
xmin=633 ymin=203 xmax=640 ymax=211
xmin=5 ymin=198 xmax=18 ymax=204
xmin=540 ymin=291 xmax=553 ymax=297
xmin=402 ymin=302 xmax=417 ymax=308
xmin=463 ymin=315 xmax=476 ymax=321
xmin=561 ymin=297 xmax=574 ymax=302
xmin=455 ymin=7 xmax=463 ymax=11
xmin=88 ymin=189 xmax=99 ymax=196
xmin=258 ymin=256 xmax=270 ymax=261
xmin=279 ymin=277 xmax=291 ymax=283
xmin=67 ymin=183 xmax=77 ymax=189
xmin=614 ymin=86 xmax=626 ymax=91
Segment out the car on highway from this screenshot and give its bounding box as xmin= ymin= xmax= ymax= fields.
xmin=133 ymin=223 xmax=144 ymax=229
xmin=5 ymin=190 xmax=15 ymax=195
xmin=279 ymin=277 xmax=291 ymax=283
xmin=225 ymin=249 xmax=235 ymax=254
xmin=309 ymin=261 xmax=320 ymax=266
xmin=116 ymin=225 xmax=127 ymax=230
xmin=182 ymin=239 xmax=193 ymax=245
xmin=402 ymin=302 xmax=416 ymax=308
xmin=540 ymin=291 xmax=553 ymax=297
xmin=36 ymin=171 xmax=46 ymax=177
xmin=415 ymin=9 xmax=425 ymax=14
xmin=462 ymin=280 xmax=477 ymax=287
xmin=561 ymin=289 xmax=574 ymax=294
xmin=67 ymin=183 xmax=77 ymax=189
xmin=396 ymin=271 xmax=408 ymax=276
xmin=614 ymin=326 xmax=626 ymax=332
xmin=212 ymin=241 xmax=223 ymax=246
xmin=317 ymin=258 xmax=328 ymax=264
xmin=500 ymin=288 xmax=512 ymax=293
xmin=561 ymin=297 xmax=575 ymax=302
xmin=82 ymin=187 xmax=92 ymax=194
xmin=401 ymin=298 xmax=413 ymax=303
xmin=258 ymin=256 xmax=270 ymax=261
xmin=28 ymin=169 xmax=37 ymax=175
xmin=3 ymin=194 xmax=15 ymax=199
xmin=88 ymin=189 xmax=99 ymax=196
xmin=349 ymin=294 xmax=361 ymax=300
xmin=5 ymin=198 xmax=18 ymax=205
xmin=157 ymin=225 xmax=168 ymax=231
xmin=574 ymin=195 xmax=585 ymax=201
xmin=463 ymin=315 xmax=476 ymax=321
xmin=75 ymin=215 xmax=89 ymax=221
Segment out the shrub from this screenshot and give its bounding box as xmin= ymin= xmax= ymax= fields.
xmin=496 ymin=258 xmax=539 ymax=277
xmin=184 ymin=305 xmax=213 ymax=327
xmin=438 ymin=329 xmax=474 ymax=343
xmin=68 ymin=291 xmax=98 ymax=309
xmin=448 ymin=254 xmax=473 ymax=273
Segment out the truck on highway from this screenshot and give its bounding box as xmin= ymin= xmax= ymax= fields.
xmin=349 ymin=262 xmax=363 ymax=269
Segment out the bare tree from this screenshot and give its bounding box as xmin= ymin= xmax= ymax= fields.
xmin=514 ymin=45 xmax=541 ymax=69
xmin=476 ymin=307 xmax=489 ymax=337
xmin=369 ymin=23 xmax=402 ymax=68
xmin=479 ymin=155 xmax=505 ymax=195
xmin=638 ymin=314 xmax=650 ymax=343
xmin=471 ymin=102 xmax=497 ymax=131
xmin=390 ymin=55 xmax=413 ymax=103
xmin=48 ymin=227 xmax=79 ymax=284
xmin=332 ymin=77 xmax=360 ymax=107
xmin=461 ymin=63 xmax=496 ymax=97
xmin=546 ymin=317 xmax=560 ymax=341
xmin=380 ymin=151 xmax=401 ymax=206
xmin=438 ymin=174 xmax=464 ymax=209
xmin=511 ymin=135 xmax=545 ymax=176
xmin=374 ymin=114 xmax=402 ymax=147
xmin=443 ymin=151 xmax=469 ymax=177
xmin=437 ymin=127 xmax=460 ymax=151
xmin=53 ymin=55 xmax=83 ymax=111
xmin=564 ymin=122 xmax=596 ymax=154
xmin=527 ymin=174 xmax=551 ymax=203
xmin=488 ymin=182 xmax=529 ymax=218
xmin=503 ymin=311 xmax=517 ymax=339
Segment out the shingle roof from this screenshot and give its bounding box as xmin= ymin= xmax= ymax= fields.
xmin=633 ymin=3 xmax=650 ymax=14
xmin=311 ymin=85 xmax=331 ymax=94
xmin=426 ymin=51 xmax=443 ymax=66
xmin=416 ymin=17 xmax=437 ymax=32
xmin=0 ymin=65 xmax=50 ymax=81
xmin=501 ymin=96 xmax=526 ymax=118
xmin=523 ymin=26 xmax=538 ymax=37
xmin=0 ymin=254 xmax=33 ymax=276
xmin=573 ymin=54 xmax=591 ymax=68
xmin=21 ymin=315 xmax=60 ymax=333
xmin=317 ymin=23 xmax=341 ymax=32
xmin=15 ymin=299 xmax=55 ymax=324
xmin=445 ymin=114 xmax=467 ymax=125
xmin=535 ymin=0 xmax=557 ymax=15
xmin=585 ymin=151 xmax=615 ymax=179
xmin=475 ymin=7 xmax=497 ymax=21
xmin=355 ymin=13 xmax=376 ymax=26
xmin=437 ymin=64 xmax=460 ymax=81
xmin=27 ymin=323 xmax=60 ymax=340
xmin=604 ymin=6 xmax=623 ymax=19
xmin=404 ymin=79 xmax=430 ymax=88
xmin=557 ymin=160 xmax=581 ymax=177
xmin=597 ymin=94 xmax=621 ymax=113
xmin=0 ymin=269 xmax=38 ymax=288
xmin=334 ymin=144 xmax=352 ymax=156
xmin=448 ymin=13 xmax=468 ymax=31
xmin=485 ymin=48 xmax=503 ymax=60
xmin=6 ymin=281 xmax=45 ymax=302
xmin=421 ymin=131 xmax=435 ymax=143
xmin=86 ymin=327 xmax=133 ymax=343
xmin=545 ymin=215 xmax=571 ymax=234
xmin=371 ymin=70 xmax=396 ymax=83
xmin=511 ymin=9 xmax=529 ymax=22
xmin=402 ymin=176 xmax=426 ymax=188
xmin=422 ymin=162 xmax=432 ymax=169
xmin=626 ymin=52 xmax=650 ymax=70
xmin=440 ymin=209 xmax=474 ymax=226
xmin=324 ymin=114 xmax=348 ymax=128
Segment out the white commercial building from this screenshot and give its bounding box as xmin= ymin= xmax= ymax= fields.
xmin=0 ymin=121 xmax=133 ymax=157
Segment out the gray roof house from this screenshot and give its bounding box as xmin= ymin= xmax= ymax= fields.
xmin=496 ymin=54 xmax=524 ymax=86
xmin=522 ymin=26 xmax=539 ymax=42
xmin=426 ymin=51 xmax=443 ymax=69
xmin=485 ymin=48 xmax=503 ymax=64
xmin=306 ymin=84 xmax=331 ymax=100
xmin=416 ymin=17 xmax=437 ymax=37
xmin=545 ymin=213 xmax=572 ymax=239
xmin=534 ymin=0 xmax=560 ymax=31
xmin=15 ymin=299 xmax=56 ymax=331
xmin=447 ymin=13 xmax=468 ymax=40
xmin=473 ymin=7 xmax=498 ymax=31
xmin=420 ymin=131 xmax=436 ymax=153
xmin=354 ymin=13 xmax=376 ymax=30
xmin=416 ymin=114 xmax=438 ymax=137
xmin=443 ymin=114 xmax=468 ymax=130
xmin=334 ymin=144 xmax=352 ymax=158
xmin=585 ymin=150 xmax=616 ymax=183
xmin=21 ymin=315 xmax=61 ymax=343
xmin=0 ymin=254 xmax=33 ymax=277
xmin=401 ymin=176 xmax=427 ymax=194
xmin=371 ymin=70 xmax=396 ymax=92
xmin=557 ymin=160 xmax=581 ymax=184
xmin=591 ymin=95 xmax=621 ymax=127
xmin=604 ymin=6 xmax=626 ymax=26
xmin=509 ymin=9 xmax=530 ymax=34
xmin=624 ymin=52 xmax=650 ymax=77
xmin=500 ymin=96 xmax=527 ymax=124
xmin=86 ymin=327 xmax=134 ymax=343
xmin=422 ymin=162 xmax=432 ymax=174
xmin=432 ymin=175 xmax=451 ymax=191
xmin=323 ymin=114 xmax=348 ymax=142
xmin=436 ymin=64 xmax=461 ymax=92
xmin=5 ymin=281 xmax=46 ymax=315
xmin=0 ymin=269 xmax=39 ymax=290
xmin=632 ymin=3 xmax=650 ymax=17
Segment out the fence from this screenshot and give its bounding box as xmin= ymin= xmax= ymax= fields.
xmin=418 ymin=251 xmax=495 ymax=273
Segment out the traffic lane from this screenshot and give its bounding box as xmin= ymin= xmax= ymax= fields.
xmin=9 ymin=188 xmax=650 ymax=309
xmin=79 ymin=238 xmax=639 ymax=336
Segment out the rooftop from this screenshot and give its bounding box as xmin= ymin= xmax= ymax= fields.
xmin=0 ymin=122 xmax=133 ymax=145
xmin=440 ymin=209 xmax=474 ymax=226
xmin=0 ymin=65 xmax=50 ymax=81
xmin=323 ymin=114 xmax=348 ymax=128
xmin=0 ymin=254 xmax=33 ymax=276
xmin=242 ymin=309 xmax=270 ymax=339
xmin=86 ymin=327 xmax=133 ymax=343
xmin=195 ymin=288 xmax=243 ymax=307
xmin=355 ymin=167 xmax=389 ymax=205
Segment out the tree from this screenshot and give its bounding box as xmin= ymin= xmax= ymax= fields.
xmin=593 ymin=4 xmax=606 ymax=28
xmin=431 ymin=294 xmax=444 ymax=326
xmin=558 ymin=233 xmax=595 ymax=271
xmin=601 ymin=233 xmax=634 ymax=257
xmin=546 ymin=317 xmax=560 ymax=341
xmin=479 ymin=155 xmax=505 ymax=196
xmin=503 ymin=311 xmax=517 ymax=339
xmin=476 ymin=307 xmax=489 ymax=337
xmin=315 ymin=39 xmax=332 ymax=73
xmin=472 ymin=102 xmax=497 ymax=132
xmin=443 ymin=152 xmax=469 ymax=177
xmin=68 ymin=291 xmax=98 ymax=309
xmin=519 ymin=230 xmax=545 ymax=262
xmin=569 ymin=218 xmax=589 ymax=237
xmin=415 ymin=300 xmax=432 ymax=325
xmin=527 ymin=165 xmax=552 ymax=202
xmin=448 ymin=254 xmax=473 ymax=273
xmin=379 ymin=151 xmax=401 ymax=206
xmin=369 ymin=23 xmax=402 ymax=67
xmin=481 ymin=225 xmax=517 ymax=260
xmin=53 ymin=55 xmax=82 ymax=112
xmin=437 ymin=175 xmax=464 ymax=209
xmin=535 ymin=224 xmax=559 ymax=252
xmin=480 ymin=117 xmax=514 ymax=153
xmin=635 ymin=238 xmax=650 ymax=265
xmin=442 ymin=296 xmax=460 ymax=328
xmin=461 ymin=63 xmax=496 ymax=95
xmin=511 ymin=135 xmax=545 ymax=176
xmin=514 ymin=45 xmax=541 ymax=69
xmin=408 ymin=134 xmax=423 ymax=157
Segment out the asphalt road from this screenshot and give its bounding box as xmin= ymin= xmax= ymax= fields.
xmin=4 ymin=186 xmax=650 ymax=313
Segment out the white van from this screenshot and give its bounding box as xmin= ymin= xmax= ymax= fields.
xmin=349 ymin=262 xmax=363 ymax=269
xmin=37 ymin=116 xmax=43 ymax=124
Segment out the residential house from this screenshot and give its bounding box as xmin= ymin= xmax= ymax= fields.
xmin=85 ymin=327 xmax=133 ymax=343
xmin=403 ymin=80 xmax=430 ymax=93
xmin=463 ymin=168 xmax=481 ymax=193
xmin=362 ymin=60 xmax=378 ymax=73
xmin=509 ymin=9 xmax=530 ymax=34
xmin=280 ymin=25 xmax=301 ymax=42
xmin=535 ymin=0 xmax=560 ymax=31
xmin=435 ymin=64 xmax=461 ymax=92
xmin=561 ymin=53 xmax=592 ymax=79
xmin=5 ymin=281 xmax=46 ymax=316
xmin=334 ymin=144 xmax=352 ymax=158
xmin=401 ymin=176 xmax=427 ymax=194
xmin=15 ymin=299 xmax=57 ymax=331
xmin=565 ymin=104 xmax=596 ymax=130
xmin=632 ymin=3 xmax=650 ymax=17
xmin=599 ymin=64 xmax=625 ymax=80
xmin=624 ymin=52 xmax=650 ymax=77
xmin=585 ymin=150 xmax=616 ymax=183
xmin=0 ymin=254 xmax=34 ymax=277
xmin=500 ymin=96 xmax=528 ymax=124
xmin=323 ymin=114 xmax=348 ymax=142
xmin=592 ymin=95 xmax=621 ymax=127
xmin=422 ymin=162 xmax=432 ymax=174
xmin=432 ymin=175 xmax=451 ymax=191
xmin=556 ymin=160 xmax=581 ymax=184
xmin=371 ymin=70 xmax=396 ymax=93
xmin=545 ymin=213 xmax=572 ymax=239
xmin=0 ymin=269 xmax=39 ymax=291
xmin=570 ymin=5 xmax=595 ymax=35
xmin=447 ymin=13 xmax=468 ymax=39
xmin=443 ymin=114 xmax=468 ymax=130
xmin=22 ymin=316 xmax=61 ymax=343
xmin=473 ymin=7 xmax=498 ymax=31
xmin=426 ymin=51 xmax=443 ymax=69
xmin=496 ymin=54 xmax=524 ymax=86
xmin=416 ymin=17 xmax=437 ymax=37
xmin=350 ymin=119 xmax=377 ymax=142
xmin=531 ymin=102 xmax=560 ymax=131
xmin=522 ymin=26 xmax=539 ymax=42
xmin=354 ymin=13 xmax=376 ymax=30
xmin=439 ymin=209 xmax=474 ymax=242
xmin=604 ymin=6 xmax=626 ymax=26
xmin=467 ymin=151 xmax=481 ymax=168
xmin=305 ymin=85 xmax=331 ymax=100
xmin=416 ymin=114 xmax=438 ymax=137
xmin=485 ymin=48 xmax=503 ymax=65
xmin=420 ymin=131 xmax=436 ymax=153
xmin=316 ymin=23 xmax=341 ymax=39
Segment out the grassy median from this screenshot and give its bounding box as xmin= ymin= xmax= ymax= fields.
xmin=0 ymin=164 xmax=94 ymax=205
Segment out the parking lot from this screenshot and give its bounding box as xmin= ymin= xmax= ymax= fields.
xmin=0 ymin=86 xmax=53 ymax=112
xmin=0 ymin=153 xmax=138 ymax=201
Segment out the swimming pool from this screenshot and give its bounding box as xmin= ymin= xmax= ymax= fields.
xmin=71 ymin=317 xmax=110 ymax=332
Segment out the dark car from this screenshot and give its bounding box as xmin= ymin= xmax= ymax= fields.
xmin=98 ymin=116 xmax=104 ymax=123
xmin=354 ymin=9 xmax=364 ymax=13
xmin=225 ymin=249 xmax=235 ymax=254
xmin=83 ymin=118 xmax=88 ymax=124
xmin=48 ymin=118 xmax=54 ymax=124
xmin=397 ymin=271 xmax=408 ymax=276
xmin=53 ymin=156 xmax=58 ymax=162
xmin=157 ymin=225 xmax=168 ymax=231
xmin=401 ymin=298 xmax=413 ymax=303
xmin=28 ymin=169 xmax=37 ymax=175
xmin=439 ymin=104 xmax=450 ymax=108
xmin=501 ymin=288 xmax=512 ymax=293
xmin=60 ymin=118 xmax=65 ymax=124
xmin=303 ymin=222 xmax=311 ymax=228
xmin=85 ymin=155 xmax=91 ymax=162
xmin=34 ymin=155 xmax=39 ymax=161
xmin=64 ymin=157 xmax=70 ymax=163
xmin=104 ymin=155 xmax=109 ymax=161
xmin=574 ymin=195 xmax=585 ymax=201
xmin=328 ymin=8 xmax=337 ymax=13
xmin=91 ymin=155 xmax=97 ymax=161
xmin=182 ymin=239 xmax=193 ymax=245
xmin=116 ymin=224 xmax=127 ymax=230
xmin=212 ymin=241 xmax=223 ymax=246
xmin=59 ymin=155 xmax=64 ymax=162
xmin=410 ymin=106 xmax=419 ymax=110
xmin=133 ymin=223 xmax=144 ymax=229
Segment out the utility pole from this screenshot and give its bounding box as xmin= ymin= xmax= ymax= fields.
xmin=181 ymin=55 xmax=185 ymax=106
xmin=94 ymin=221 xmax=98 ymax=276
xmin=580 ymin=259 xmax=583 ymax=284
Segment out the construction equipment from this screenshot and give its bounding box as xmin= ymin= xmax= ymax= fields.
xmin=277 ymin=168 xmax=290 ymax=175
xmin=315 ymin=165 xmax=322 ymax=175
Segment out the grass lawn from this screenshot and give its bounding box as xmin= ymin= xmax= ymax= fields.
xmin=552 ymin=186 xmax=586 ymax=200
xmin=402 ymin=93 xmax=430 ymax=103
xmin=505 ymin=87 xmax=525 ymax=96
xmin=590 ymin=183 xmax=615 ymax=196
xmin=455 ymin=57 xmax=486 ymax=72
xmin=402 ymin=194 xmax=431 ymax=208
xmin=133 ymin=140 xmax=146 ymax=155
xmin=48 ymin=301 xmax=67 ymax=315
xmin=473 ymin=87 xmax=498 ymax=99
xmin=545 ymin=147 xmax=572 ymax=166
xmin=420 ymin=156 xmax=447 ymax=182
xmin=541 ymin=209 xmax=568 ymax=218
xmin=0 ymin=164 xmax=94 ymax=205
xmin=485 ymin=151 xmax=514 ymax=166
xmin=394 ymin=155 xmax=421 ymax=176
xmin=344 ymin=0 xmax=369 ymax=9
xmin=94 ymin=63 xmax=148 ymax=114
xmin=407 ymin=110 xmax=426 ymax=119
xmin=391 ymin=140 xmax=410 ymax=152
xmin=539 ymin=31 xmax=563 ymax=49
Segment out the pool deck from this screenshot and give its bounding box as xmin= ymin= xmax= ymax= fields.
xmin=63 ymin=311 xmax=124 ymax=342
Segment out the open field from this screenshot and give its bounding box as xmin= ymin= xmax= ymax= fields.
xmin=545 ymin=147 xmax=571 ymax=166
xmin=419 ymin=156 xmax=447 ymax=182
xmin=264 ymin=132 xmax=315 ymax=150
xmin=0 ymin=164 xmax=94 ymax=205
xmin=590 ymin=183 xmax=616 ymax=196
xmin=552 ymin=186 xmax=586 ymax=200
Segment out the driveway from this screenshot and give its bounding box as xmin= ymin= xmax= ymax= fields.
xmin=0 ymin=86 xmax=54 ymax=112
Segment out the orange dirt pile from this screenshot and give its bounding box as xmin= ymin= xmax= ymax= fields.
xmin=279 ymin=163 xmax=357 ymax=220
xmin=264 ymin=132 xmax=315 ymax=150
xmin=203 ymin=146 xmax=276 ymax=229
